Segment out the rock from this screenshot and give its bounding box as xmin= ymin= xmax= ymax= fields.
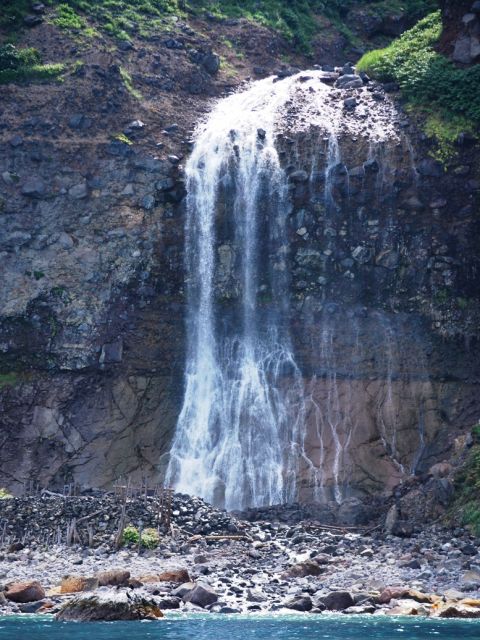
xmin=56 ymin=591 xmax=164 ymax=621
xmin=21 ymin=177 xmax=45 ymax=198
xmin=172 ymin=582 xmax=195 ymax=598
xmin=320 ymin=591 xmax=355 ymax=611
xmin=434 ymin=600 xmax=480 ymax=619
xmin=9 ymin=135 xmax=23 ymax=147
xmin=289 ymin=170 xmax=309 ymax=183
xmin=182 ymin=584 xmax=218 ymax=608
xmin=337 ymin=497 xmax=369 ymax=525
xmin=417 ymin=158 xmax=444 ymax=178
xmin=282 ymin=560 xmax=323 ymax=578
xmin=68 ymin=114 xmax=92 ymax=130
xmin=335 ymin=74 xmax=362 ymax=89
xmin=344 ymin=604 xmax=376 ymax=614
xmin=4 ymin=581 xmax=45 ymax=603
xmin=157 ymin=596 xmax=181 ymax=609
xmin=24 ymin=14 xmax=42 ymax=27
xmin=202 ymin=53 xmax=220 ymax=75
xmin=285 ymin=596 xmax=312 ymax=612
xmin=58 ymin=232 xmax=74 ymax=250
xmin=99 ymin=341 xmax=123 ymax=364
xmin=18 ymin=600 xmax=51 ymax=614
xmin=60 ymin=576 xmax=99 ymax=594
xmin=157 ymin=569 xmax=190 ymax=583
xmin=377 ymin=587 xmax=432 ymax=605
xmin=96 ymin=570 xmax=130 ymax=587
xmin=388 ymin=600 xmax=430 ymax=616
xmin=343 ymin=97 xmax=357 ymax=110
xmin=141 ymin=194 xmax=156 ymax=210
xmin=68 ymin=181 xmax=88 ymax=200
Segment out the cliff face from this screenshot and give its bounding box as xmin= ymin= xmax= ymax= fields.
xmin=0 ymin=2 xmax=479 ymax=501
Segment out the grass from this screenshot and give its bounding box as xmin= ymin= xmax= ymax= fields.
xmin=119 ymin=66 xmax=142 ymax=99
xmin=452 ymin=425 xmax=480 ymax=536
xmin=0 ymin=372 xmax=18 ymax=388
xmin=0 ymin=43 xmax=65 ymax=84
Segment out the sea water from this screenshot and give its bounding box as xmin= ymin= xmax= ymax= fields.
xmin=1 ymin=614 xmax=479 ymax=640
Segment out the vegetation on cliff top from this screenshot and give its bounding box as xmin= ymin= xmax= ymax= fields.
xmin=357 ymin=11 xmax=479 ymax=161
xmin=0 ymin=43 xmax=64 ymax=84
xmin=1 ymin=0 xmax=437 ymax=53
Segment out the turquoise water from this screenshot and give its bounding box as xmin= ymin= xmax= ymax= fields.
xmin=1 ymin=614 xmax=480 ymax=640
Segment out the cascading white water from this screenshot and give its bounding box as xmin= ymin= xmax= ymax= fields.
xmin=165 ymin=75 xmax=308 ymax=511
xmin=166 ymin=70 xmax=427 ymax=510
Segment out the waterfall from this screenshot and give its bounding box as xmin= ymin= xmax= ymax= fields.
xmin=166 ymin=70 xmax=429 ymax=510
xmin=165 ymin=75 xmax=307 ymax=511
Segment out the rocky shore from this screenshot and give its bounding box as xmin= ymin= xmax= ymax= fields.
xmin=1 ymin=492 xmax=480 ymax=621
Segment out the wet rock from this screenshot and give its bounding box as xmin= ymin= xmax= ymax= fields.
xmin=343 ymin=97 xmax=357 ymax=110
xmin=4 ymin=581 xmax=45 ymax=603
xmin=377 ymin=587 xmax=432 ymax=605
xmin=289 ymin=170 xmax=309 ymax=183
xmin=335 ymin=74 xmax=362 ymax=89
xmin=56 ymin=591 xmax=164 ymax=621
xmin=417 ymin=158 xmax=444 ymax=178
xmin=172 ymin=582 xmax=195 ymax=598
xmin=68 ymin=181 xmax=88 ymax=200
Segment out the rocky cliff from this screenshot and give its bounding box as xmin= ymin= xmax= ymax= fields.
xmin=0 ymin=1 xmax=478 ymax=505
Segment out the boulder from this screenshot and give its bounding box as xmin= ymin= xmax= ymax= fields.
xmin=282 ymin=560 xmax=323 ymax=578
xmin=96 ymin=570 xmax=130 ymax=587
xmin=182 ymin=584 xmax=218 ymax=608
xmin=4 ymin=581 xmax=45 ymax=603
xmin=377 ymin=587 xmax=432 ymax=605
xmin=60 ymin=575 xmax=99 ymax=594
xmin=285 ymin=596 xmax=313 ymax=612
xmin=321 ymin=591 xmax=355 ymax=611
xmin=56 ymin=591 xmax=164 ymax=621
xmin=202 ymin=53 xmax=220 ymax=75
xmin=434 ymin=600 xmax=480 ymax=619
xmin=172 ymin=582 xmax=195 ymax=598
xmin=157 ymin=569 xmax=190 ymax=583
xmin=21 ymin=177 xmax=45 ymax=198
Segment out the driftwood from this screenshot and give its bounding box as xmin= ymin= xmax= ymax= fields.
xmin=187 ymin=534 xmax=253 ymax=543
xmin=304 ymin=522 xmax=381 ymax=534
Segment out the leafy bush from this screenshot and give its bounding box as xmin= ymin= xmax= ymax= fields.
xmin=0 ymin=488 xmax=13 ymax=499
xmin=0 ymin=44 xmax=41 ymax=71
xmin=122 ymin=524 xmax=140 ymax=544
xmin=141 ymin=527 xmax=160 ymax=549
xmin=357 ymin=11 xmax=480 ymax=126
xmin=453 ymin=425 xmax=480 ymax=536
xmin=121 ymin=524 xmax=160 ymax=548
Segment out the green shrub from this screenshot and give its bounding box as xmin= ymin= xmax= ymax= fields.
xmin=0 ymin=44 xmax=64 ymax=85
xmin=122 ymin=524 xmax=140 ymax=545
xmin=141 ymin=527 xmax=160 ymax=549
xmin=0 ymin=488 xmax=13 ymax=499
xmin=0 ymin=45 xmax=41 ymax=71
xmin=357 ymin=11 xmax=480 ymax=127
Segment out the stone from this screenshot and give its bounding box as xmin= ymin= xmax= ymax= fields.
xmin=289 ymin=170 xmax=309 ymax=183
xmin=60 ymin=576 xmax=99 ymax=594
xmin=335 ymin=74 xmax=362 ymax=89
xmin=58 ymin=232 xmax=74 ymax=250
xmin=434 ymin=601 xmax=480 ymax=619
xmin=344 ymin=604 xmax=376 ymax=614
xmin=202 ymin=53 xmax=220 ymax=75
xmin=182 ymin=584 xmax=218 ymax=608
xmin=96 ymin=570 xmax=130 ymax=587
xmin=9 ymin=135 xmax=23 ymax=147
xmin=157 ymin=569 xmax=190 ymax=583
xmin=99 ymin=340 xmax=123 ymax=364
xmin=68 ymin=181 xmax=88 ymax=200
xmin=4 ymin=581 xmax=45 ymax=603
xmin=172 ymin=582 xmax=195 ymax=598
xmin=429 ymin=461 xmax=452 ymax=478
xmin=377 ymin=587 xmax=432 ymax=605
xmin=24 ymin=14 xmax=42 ymax=27
xmin=320 ymin=591 xmax=355 ymax=611
xmin=21 ymin=177 xmax=45 ymax=198
xmin=141 ymin=194 xmax=156 ymax=210
xmin=343 ymin=97 xmax=357 ymax=110
xmin=156 ymin=177 xmax=175 ymax=191
xmin=68 ymin=114 xmax=92 ymax=130
xmin=282 ymin=560 xmax=323 ymax=578
xmin=56 ymin=592 xmax=164 ymax=621
xmin=338 ymin=497 xmax=368 ymax=525
xmin=285 ymin=596 xmax=312 ymax=611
